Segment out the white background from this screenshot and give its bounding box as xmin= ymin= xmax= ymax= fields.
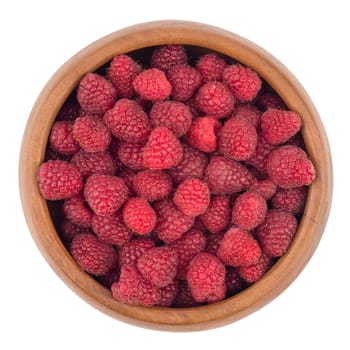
xmin=1 ymin=0 xmax=348 ymax=349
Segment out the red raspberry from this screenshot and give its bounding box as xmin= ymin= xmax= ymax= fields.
xmin=170 ymin=229 xmax=206 ymax=279
xmin=205 ymin=232 xmax=224 ymax=255
xmin=63 ymin=192 xmax=93 ymax=228
xmin=219 ymin=116 xmax=258 ymax=161
xmin=196 ymin=53 xmax=227 ymax=83
xmin=186 ymin=116 xmax=222 ymax=153
xmin=45 ymin=147 xmax=73 ymax=162
xmin=153 ymin=199 xmax=194 ymax=243
xmin=256 ymin=209 xmax=297 ymax=257
xmin=205 ymin=156 xmax=253 ymax=194
xmin=199 ymin=195 xmax=230 ymax=234
xmin=122 ymin=197 xmax=156 ymax=235
xmin=174 ymin=280 xmax=202 ymax=307
xmin=266 ymin=145 xmax=316 ymax=188
xmin=149 ymin=101 xmax=192 ymax=137
xmin=261 ymin=108 xmax=302 ymax=145
xmin=70 ymin=233 xmax=117 ymax=276
xmin=132 ymin=170 xmax=172 ymax=202
xmin=167 ymin=64 xmax=202 ymax=101
xmin=246 ymin=135 xmax=275 ymax=173
xmin=142 ymin=127 xmax=183 ymax=170
xmin=84 ymin=174 xmax=128 ymax=216
xmin=103 ymin=98 xmax=151 ymax=143
xmin=107 ymin=54 xmax=142 ymax=98
xmin=97 ymin=267 xmax=120 ymax=288
xmin=111 ymin=263 xmax=160 ymax=306
xmin=77 ymin=73 xmax=117 ymax=114
xmin=137 ymin=246 xmax=178 ymax=287
xmin=185 ymin=97 xmax=204 ymax=118
xmin=117 ymin=142 xmax=145 ymax=170
xmin=118 ymin=168 xmax=138 ymax=194
xmin=187 ymin=252 xmax=226 ymax=303
xmin=168 ymin=143 xmax=208 ymax=185
xmin=255 ymin=91 xmax=286 ymax=111
xmin=237 ymin=253 xmax=272 ymax=283
xmin=56 ymin=100 xmax=80 ymax=121
xmin=49 ymin=121 xmax=79 ymax=155
xmin=225 ymin=266 xmax=245 ymax=294
xmin=249 ymin=178 xmax=277 ymax=200
xmin=92 ymin=212 xmax=132 ymax=247
xmin=133 ymin=68 xmax=172 ymax=101
xmin=119 ymin=237 xmax=155 ymax=266
xmin=271 ymin=186 xmax=308 ymax=214
xmin=195 ymin=81 xmax=235 ymax=119
xmin=217 ymin=227 xmax=262 ymax=266
xmin=61 ymin=219 xmax=88 ymax=244
xmin=232 ymin=191 xmax=267 ymax=230
xmin=231 ymin=103 xmax=261 ymax=128
xmin=222 ymin=64 xmax=262 ymax=101
xmin=173 ymin=178 xmax=210 ymax=217
xmin=151 ymin=45 xmax=188 ymax=71
xmin=158 ymin=280 xmax=178 ymax=307
xmin=38 ymin=160 xmax=83 ymax=200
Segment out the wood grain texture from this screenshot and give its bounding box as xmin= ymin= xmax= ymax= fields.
xmin=19 ymin=20 xmax=332 ymax=331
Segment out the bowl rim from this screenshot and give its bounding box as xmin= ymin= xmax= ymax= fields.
xmin=19 ymin=20 xmax=333 ymax=331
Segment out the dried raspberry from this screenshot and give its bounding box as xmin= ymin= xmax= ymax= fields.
xmin=117 ymin=142 xmax=145 ymax=170
xmin=217 ymin=227 xmax=262 ymax=266
xmin=196 ymin=53 xmax=227 ymax=83
xmin=142 ymin=127 xmax=183 ymax=170
xmin=132 ymin=170 xmax=172 ymax=202
xmin=255 ymin=91 xmax=286 ymax=111
xmin=63 ymin=192 xmax=93 ymax=228
xmin=56 ymin=100 xmax=80 ymax=121
xmin=256 ymin=209 xmax=297 ymax=257
xmin=103 ymin=99 xmax=151 ymax=143
xmin=248 ymin=178 xmax=277 ymax=200
xmin=38 ymin=160 xmax=83 ymax=200
xmin=157 ymin=280 xmax=178 ymax=307
xmin=137 ymin=246 xmax=178 ymax=287
xmin=77 ymin=73 xmax=117 ymax=114
xmin=107 ymin=55 xmax=142 ymax=98
xmin=167 ymin=64 xmax=202 ymax=101
xmin=174 ymin=280 xmax=201 ymax=307
xmin=266 ymin=145 xmax=316 ymax=188
xmin=187 ymin=252 xmax=226 ymax=303
xmin=49 ymin=121 xmax=79 ymax=155
xmin=261 ymin=108 xmax=302 ymax=145
xmin=225 ymin=266 xmax=245 ymax=294
xmin=195 ymin=81 xmax=235 ymax=119
xmin=61 ymin=219 xmax=88 ymax=243
xmin=70 ymin=233 xmax=117 ymax=276
xmin=230 ymin=103 xmax=261 ymax=128
xmin=237 ymin=253 xmax=272 ymax=283
xmin=122 ymin=197 xmax=156 ymax=235
xmin=186 ymin=116 xmax=222 ymax=153
xmin=151 ymin=45 xmax=188 ymax=71
xmin=222 ymin=64 xmax=262 ymax=101
xmin=246 ymin=135 xmax=275 ymax=173
xmin=205 ymin=232 xmax=224 ymax=255
xmin=149 ymin=101 xmax=192 ymax=137
xmin=271 ymin=186 xmax=308 ymax=214
xmin=133 ymin=68 xmax=172 ymax=101
xmin=119 ymin=237 xmax=155 ymax=266
xmin=84 ymin=174 xmax=128 ymax=216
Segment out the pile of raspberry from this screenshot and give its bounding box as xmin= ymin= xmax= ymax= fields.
xmin=38 ymin=45 xmax=316 ymax=307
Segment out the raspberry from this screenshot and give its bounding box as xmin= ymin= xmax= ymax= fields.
xmin=167 ymin=64 xmax=202 ymax=101
xmin=153 ymin=199 xmax=194 ymax=243
xmin=231 ymin=191 xmax=267 ymax=230
xmin=199 ymin=195 xmax=230 ymax=234
xmin=132 ymin=170 xmax=172 ymax=202
xmin=119 ymin=237 xmax=155 ymax=266
xmin=187 ymin=252 xmax=226 ymax=303
xmin=219 ymin=116 xmax=258 ymax=161
xmin=249 ymin=178 xmax=277 ymax=200
xmin=45 ymin=147 xmax=73 ymax=162
xmin=70 ymin=233 xmax=117 ymax=276
xmin=56 ymin=100 xmax=80 ymax=121
xmin=246 ymin=135 xmax=275 ymax=173
xmin=237 ymin=253 xmax=272 ymax=283
xmin=84 ymin=174 xmax=128 ymax=216
xmin=133 ymin=68 xmax=172 ymax=101
xmin=260 ymin=108 xmax=302 ymax=145
xmin=61 ymin=219 xmax=88 ymax=244
xmin=137 ymin=246 xmax=178 ymax=287
xmin=92 ymin=212 xmax=132 ymax=246
xmin=158 ymin=280 xmax=178 ymax=307
xmin=205 ymin=156 xmax=253 ymax=194
xmin=103 ymin=99 xmax=151 ymax=143
xmin=117 ymin=142 xmax=146 ymax=170
xmin=174 ymin=280 xmax=201 ymax=307
xmin=173 ymin=178 xmax=210 ymax=217
xmin=111 ymin=263 xmax=160 ymax=306
xmin=255 ymin=91 xmax=286 ymax=111
xmin=107 ymin=54 xmax=142 ymax=98
xmin=205 ymin=232 xmax=224 ymax=255
xmin=49 ymin=121 xmax=79 ymax=155
xmin=122 ymin=197 xmax=156 ymax=235
xmin=151 ymin=45 xmax=188 ymax=71
xmin=217 ymin=227 xmax=262 ymax=266
xmin=170 ymin=229 xmax=206 ymax=279
xmin=222 ymin=64 xmax=262 ymax=101
xmin=142 ymin=127 xmax=183 ymax=170
xmin=186 ymin=116 xmax=222 ymax=153
xmin=168 ymin=143 xmax=208 ymax=185
xmin=266 ymin=145 xmax=316 ymax=188
xmin=63 ymin=192 xmax=93 ymax=228
xmin=118 ymin=168 xmax=138 ymax=193
xmin=185 ymin=97 xmax=204 ymax=118
xmin=70 ymin=149 xmax=116 ymax=179
xmin=97 ymin=267 xmax=120 ymax=288
xmin=271 ymin=186 xmax=308 ymax=214
xmin=196 ymin=53 xmax=227 ymax=83
xmin=256 ymin=209 xmax=297 ymax=257
xmin=77 ymin=73 xmax=117 ymax=114
xmin=225 ymin=266 xmax=245 ymax=294
xmin=231 ymin=103 xmax=261 ymax=128
xmin=195 ymin=81 xmax=235 ymax=119
xmin=38 ymin=160 xmax=83 ymax=200
xmin=149 ymin=101 xmax=192 ymax=137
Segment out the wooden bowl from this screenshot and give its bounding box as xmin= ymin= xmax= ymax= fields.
xmin=19 ymin=20 xmax=332 ymax=331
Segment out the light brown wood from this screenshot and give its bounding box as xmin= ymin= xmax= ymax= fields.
xmin=19 ymin=20 xmax=332 ymax=331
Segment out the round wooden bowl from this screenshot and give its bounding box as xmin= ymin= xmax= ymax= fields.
xmin=19 ymin=20 xmax=332 ymax=331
